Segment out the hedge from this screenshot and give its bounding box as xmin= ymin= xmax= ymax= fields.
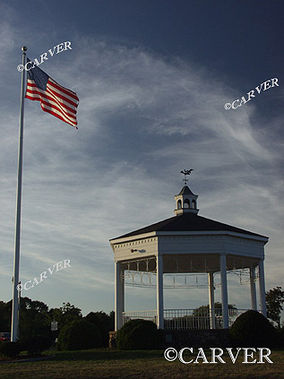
xmin=58 ymin=319 xmax=102 ymax=350
xmin=117 ymin=319 xmax=162 ymax=349
xmin=230 ymin=310 xmax=277 ymax=347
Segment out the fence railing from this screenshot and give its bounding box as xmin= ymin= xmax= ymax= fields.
xmin=122 ymin=310 xmax=157 ymax=325
xmin=122 ymin=308 xmax=252 ymax=329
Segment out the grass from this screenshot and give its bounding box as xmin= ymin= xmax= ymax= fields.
xmin=0 ymin=348 xmax=283 ymax=378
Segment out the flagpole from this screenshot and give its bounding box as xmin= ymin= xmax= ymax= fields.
xmin=11 ymin=46 xmax=27 ymax=342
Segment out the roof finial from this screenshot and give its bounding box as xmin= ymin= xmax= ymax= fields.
xmin=180 ymin=169 xmax=193 ymax=185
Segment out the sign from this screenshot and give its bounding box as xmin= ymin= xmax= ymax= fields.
xmin=51 ymin=321 xmax=58 ymax=331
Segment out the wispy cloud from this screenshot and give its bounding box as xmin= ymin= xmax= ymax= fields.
xmin=0 ymin=6 xmax=283 ymax=313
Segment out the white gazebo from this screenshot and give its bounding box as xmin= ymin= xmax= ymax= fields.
xmin=110 ymin=177 xmax=269 ymax=331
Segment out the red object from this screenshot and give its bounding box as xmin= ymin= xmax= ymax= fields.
xmin=25 ymin=60 xmax=79 ymax=128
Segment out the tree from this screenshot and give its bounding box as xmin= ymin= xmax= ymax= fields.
xmin=190 ymin=302 xmax=237 ymax=329
xmin=85 ymin=311 xmax=114 ymax=346
xmin=49 ymin=302 xmax=82 ymax=329
xmin=18 ymin=297 xmax=52 ymax=347
xmin=109 ymin=311 xmax=115 ymax=330
xmin=193 ymin=302 xmax=237 ymax=316
xmin=20 ymin=297 xmax=48 ymax=314
xmin=266 ymin=286 xmax=284 ymax=328
xmin=0 ymin=297 xmax=52 ymax=342
xmin=60 ymin=302 xmax=82 ymax=318
xmin=0 ymin=301 xmax=10 ymax=331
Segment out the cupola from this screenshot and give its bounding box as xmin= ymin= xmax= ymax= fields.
xmin=174 ymin=169 xmax=199 ymax=215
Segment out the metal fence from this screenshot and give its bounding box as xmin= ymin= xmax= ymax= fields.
xmin=122 ymin=308 xmax=251 ymax=329
xmin=122 ymin=310 xmax=157 ymax=325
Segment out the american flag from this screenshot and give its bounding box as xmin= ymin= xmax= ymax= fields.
xmin=25 ymin=60 xmax=79 ymax=128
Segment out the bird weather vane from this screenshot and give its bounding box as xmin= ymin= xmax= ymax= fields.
xmin=180 ymin=169 xmax=193 ymax=185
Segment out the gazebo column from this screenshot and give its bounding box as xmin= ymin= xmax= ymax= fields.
xmin=208 ymin=272 xmax=216 ymax=329
xmin=120 ymin=267 xmax=125 ymax=314
xmin=156 ymin=254 xmax=164 ymax=329
xmin=115 ymin=261 xmax=124 ymax=331
xmin=249 ymin=267 xmax=257 ymax=311
xmin=220 ymin=254 xmax=229 ymax=328
xmin=258 ymin=259 xmax=267 ymax=317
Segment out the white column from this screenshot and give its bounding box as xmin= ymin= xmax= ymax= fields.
xmin=258 ymin=260 xmax=267 ymax=317
xmin=249 ymin=267 xmax=257 ymax=311
xmin=120 ymin=267 xmax=125 ymax=313
xmin=115 ymin=261 xmax=123 ymax=331
xmin=220 ymin=254 xmax=229 ymax=328
xmin=156 ymin=255 xmax=164 ymax=329
xmin=208 ymin=272 xmax=216 ymax=329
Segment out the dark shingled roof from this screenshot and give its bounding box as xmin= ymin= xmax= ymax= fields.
xmin=178 ymin=185 xmax=196 ymax=196
xmin=111 ymin=213 xmax=268 ymax=240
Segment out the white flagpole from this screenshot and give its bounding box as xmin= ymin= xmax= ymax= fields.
xmin=11 ymin=46 xmax=27 ymax=342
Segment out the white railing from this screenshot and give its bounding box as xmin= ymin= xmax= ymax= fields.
xmin=122 ymin=310 xmax=157 ymax=325
xmin=122 ymin=308 xmax=252 ymax=329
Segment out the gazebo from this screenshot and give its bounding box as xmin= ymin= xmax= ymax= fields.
xmin=110 ymin=176 xmax=269 ymax=331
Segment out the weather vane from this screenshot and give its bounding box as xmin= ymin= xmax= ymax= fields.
xmin=180 ymin=169 xmax=193 ymax=185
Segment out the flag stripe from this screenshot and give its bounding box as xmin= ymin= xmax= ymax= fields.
xmin=26 ymin=89 xmax=77 ymax=124
xmin=26 ymin=90 xmax=77 ymax=124
xmin=48 ymin=79 xmax=79 ymax=101
xmin=40 ymin=102 xmax=77 ymax=126
xmin=25 ymin=68 xmax=79 ymax=128
xmin=27 ymin=79 xmax=78 ymax=108
xmin=26 ymin=94 xmax=77 ymax=126
xmin=46 ymin=85 xmax=78 ymax=107
xmin=41 ymin=103 xmax=77 ymax=126
xmin=26 ymin=88 xmax=77 ymax=116
xmin=26 ymin=84 xmax=77 ymax=115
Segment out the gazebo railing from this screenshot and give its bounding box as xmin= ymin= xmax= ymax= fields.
xmin=122 ymin=310 xmax=157 ymax=325
xmin=122 ymin=308 xmax=251 ymax=329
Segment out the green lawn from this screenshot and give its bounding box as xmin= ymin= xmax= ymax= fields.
xmin=0 ymin=348 xmax=284 ymax=378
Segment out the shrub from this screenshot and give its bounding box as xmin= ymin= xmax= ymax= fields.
xmin=58 ymin=319 xmax=102 ymax=351
xmin=117 ymin=319 xmax=162 ymax=350
xmin=21 ymin=335 xmax=53 ymax=355
xmin=85 ymin=311 xmax=113 ymax=347
xmin=276 ymin=327 xmax=284 ymax=348
xmin=230 ymin=310 xmax=277 ymax=347
xmin=116 ymin=319 xmax=144 ymax=349
xmin=0 ymin=341 xmax=22 ymax=358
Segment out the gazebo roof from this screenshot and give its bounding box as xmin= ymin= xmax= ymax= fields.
xmin=111 ymin=213 xmax=267 ymax=240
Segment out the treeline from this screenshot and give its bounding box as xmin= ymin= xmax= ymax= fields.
xmin=0 ymin=297 xmax=114 ymax=349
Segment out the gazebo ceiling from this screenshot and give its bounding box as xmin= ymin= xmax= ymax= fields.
xmin=163 ymin=253 xmax=260 ymax=273
xmin=119 ymin=254 xmax=260 ymax=273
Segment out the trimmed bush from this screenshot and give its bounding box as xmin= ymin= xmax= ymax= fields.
xmin=117 ymin=319 xmax=162 ymax=350
xmin=230 ymin=310 xmax=277 ymax=347
xmin=276 ymin=327 xmax=284 ymax=348
xmin=21 ymin=335 xmax=53 ymax=355
xmin=58 ymin=319 xmax=102 ymax=350
xmin=85 ymin=311 xmax=113 ymax=347
xmin=0 ymin=341 xmax=22 ymax=358
xmin=116 ymin=319 xmax=144 ymax=349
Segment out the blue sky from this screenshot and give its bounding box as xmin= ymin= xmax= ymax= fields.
xmin=0 ymin=0 xmax=283 ymax=316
